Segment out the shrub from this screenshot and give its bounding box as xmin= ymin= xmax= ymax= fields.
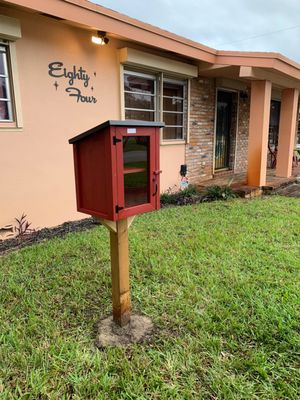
xmin=160 ymin=192 xmax=177 ymax=205
xmin=201 ymin=185 xmax=236 ymax=202
xmin=160 ymin=185 xmax=200 ymax=206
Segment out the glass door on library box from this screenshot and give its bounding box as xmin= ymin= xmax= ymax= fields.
xmin=115 ymin=126 xmax=160 ymax=219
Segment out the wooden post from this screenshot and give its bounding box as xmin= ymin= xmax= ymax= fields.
xmin=109 ymin=218 xmax=131 ymax=327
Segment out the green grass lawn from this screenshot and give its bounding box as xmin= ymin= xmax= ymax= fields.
xmin=0 ymin=196 xmax=300 ymax=399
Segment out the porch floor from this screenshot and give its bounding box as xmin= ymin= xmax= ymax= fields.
xmin=198 ymin=165 xmax=300 ymax=197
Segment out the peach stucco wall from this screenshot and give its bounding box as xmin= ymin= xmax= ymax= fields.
xmin=0 ymin=7 xmax=183 ymax=231
xmin=160 ymin=145 xmax=186 ymax=191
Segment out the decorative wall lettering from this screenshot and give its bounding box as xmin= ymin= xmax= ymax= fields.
xmin=48 ymin=61 xmax=97 ymax=104
xmin=49 ymin=62 xmax=90 ymax=87
xmin=66 ymin=87 xmax=97 ymax=103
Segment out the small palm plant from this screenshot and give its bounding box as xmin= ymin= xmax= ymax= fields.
xmin=15 ymin=213 xmax=35 ymax=238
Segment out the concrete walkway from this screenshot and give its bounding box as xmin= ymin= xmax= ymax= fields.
xmin=199 ymin=165 xmax=300 ymax=189
xmin=198 ymin=165 xmax=300 ymax=198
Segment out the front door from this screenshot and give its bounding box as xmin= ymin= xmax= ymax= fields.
xmin=215 ymin=90 xmax=234 ymax=170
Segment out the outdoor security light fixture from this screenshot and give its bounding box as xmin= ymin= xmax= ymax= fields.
xmin=180 ymin=164 xmax=187 ymax=177
xmin=91 ymin=31 xmax=109 ymax=45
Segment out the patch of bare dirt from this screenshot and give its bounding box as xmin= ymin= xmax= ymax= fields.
xmin=95 ymin=315 xmax=154 ymax=347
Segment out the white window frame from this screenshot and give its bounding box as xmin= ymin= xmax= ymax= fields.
xmin=0 ymin=13 xmax=23 ymax=131
xmin=162 ymin=77 xmax=187 ymax=142
xmin=123 ymin=67 xmax=188 ymax=143
xmin=124 ymin=70 xmax=157 ymax=122
xmin=0 ymin=39 xmax=22 ymax=130
xmin=0 ymin=43 xmax=14 ymax=122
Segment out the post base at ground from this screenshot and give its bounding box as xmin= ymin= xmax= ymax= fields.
xmin=96 ymin=315 xmax=154 ymax=347
xmin=113 ymin=310 xmax=131 ymax=327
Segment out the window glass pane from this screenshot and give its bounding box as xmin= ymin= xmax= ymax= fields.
xmin=125 ymin=110 xmax=155 ymax=121
xmin=163 ymin=97 xmax=183 ymax=112
xmin=124 ymin=74 xmax=155 ymax=94
xmin=0 ymin=52 xmax=5 ymax=75
xmin=123 ymin=136 xmax=149 ymax=207
xmin=163 ymin=112 xmax=183 ymax=126
xmin=162 ymin=79 xmax=186 ymax=141
xmin=163 ymin=81 xmax=184 ymax=98
xmin=125 ymin=92 xmax=154 ymax=110
xmin=163 ymin=127 xmax=183 ymax=140
xmin=123 ymin=72 xmax=188 ymax=141
xmin=0 ymin=77 xmax=8 ymax=99
xmin=0 ymin=101 xmax=10 ymax=120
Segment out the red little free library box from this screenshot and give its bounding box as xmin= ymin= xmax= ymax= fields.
xmin=69 ymin=120 xmax=164 ymax=221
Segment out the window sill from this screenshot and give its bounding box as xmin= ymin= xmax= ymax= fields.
xmin=160 ymin=140 xmax=186 ymax=146
xmin=0 ymin=126 xmax=23 ymax=132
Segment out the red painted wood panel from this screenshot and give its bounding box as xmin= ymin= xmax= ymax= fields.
xmin=70 ymin=122 xmax=162 ymax=221
xmin=74 ymin=128 xmax=113 ymax=219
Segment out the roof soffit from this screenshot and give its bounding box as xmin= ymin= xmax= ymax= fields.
xmin=2 ymin=0 xmax=300 ymax=83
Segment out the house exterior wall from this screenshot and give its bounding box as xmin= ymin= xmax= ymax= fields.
xmin=0 ymin=7 xmax=119 ymax=230
xmin=0 ymin=6 xmax=186 ymax=232
xmin=186 ymin=77 xmax=215 ymax=184
xmin=235 ymin=92 xmax=251 ymax=173
xmin=160 ymin=144 xmax=186 ymax=191
xmin=228 ymin=91 xmax=238 ymax=170
xmin=3 ymin=2 xmax=294 ymax=235
xmin=186 ymin=78 xmax=251 ymax=185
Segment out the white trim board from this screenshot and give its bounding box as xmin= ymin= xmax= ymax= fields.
xmin=0 ymin=15 xmax=22 ymax=40
xmin=119 ymin=47 xmax=198 ymax=78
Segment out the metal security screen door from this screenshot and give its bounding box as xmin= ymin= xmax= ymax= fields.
xmin=269 ymin=100 xmax=281 ymax=146
xmin=215 ymin=90 xmax=233 ymax=170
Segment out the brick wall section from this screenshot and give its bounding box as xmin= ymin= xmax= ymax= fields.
xmin=235 ymin=92 xmax=250 ymax=173
xmin=228 ymin=92 xmax=239 ymax=170
xmin=186 ymin=77 xmax=216 ymax=184
xmin=186 ymin=79 xmax=251 ymax=183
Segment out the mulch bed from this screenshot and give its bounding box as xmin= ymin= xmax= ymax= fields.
xmin=0 ymin=218 xmax=98 ymax=255
xmin=160 ymin=194 xmax=204 ymax=208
